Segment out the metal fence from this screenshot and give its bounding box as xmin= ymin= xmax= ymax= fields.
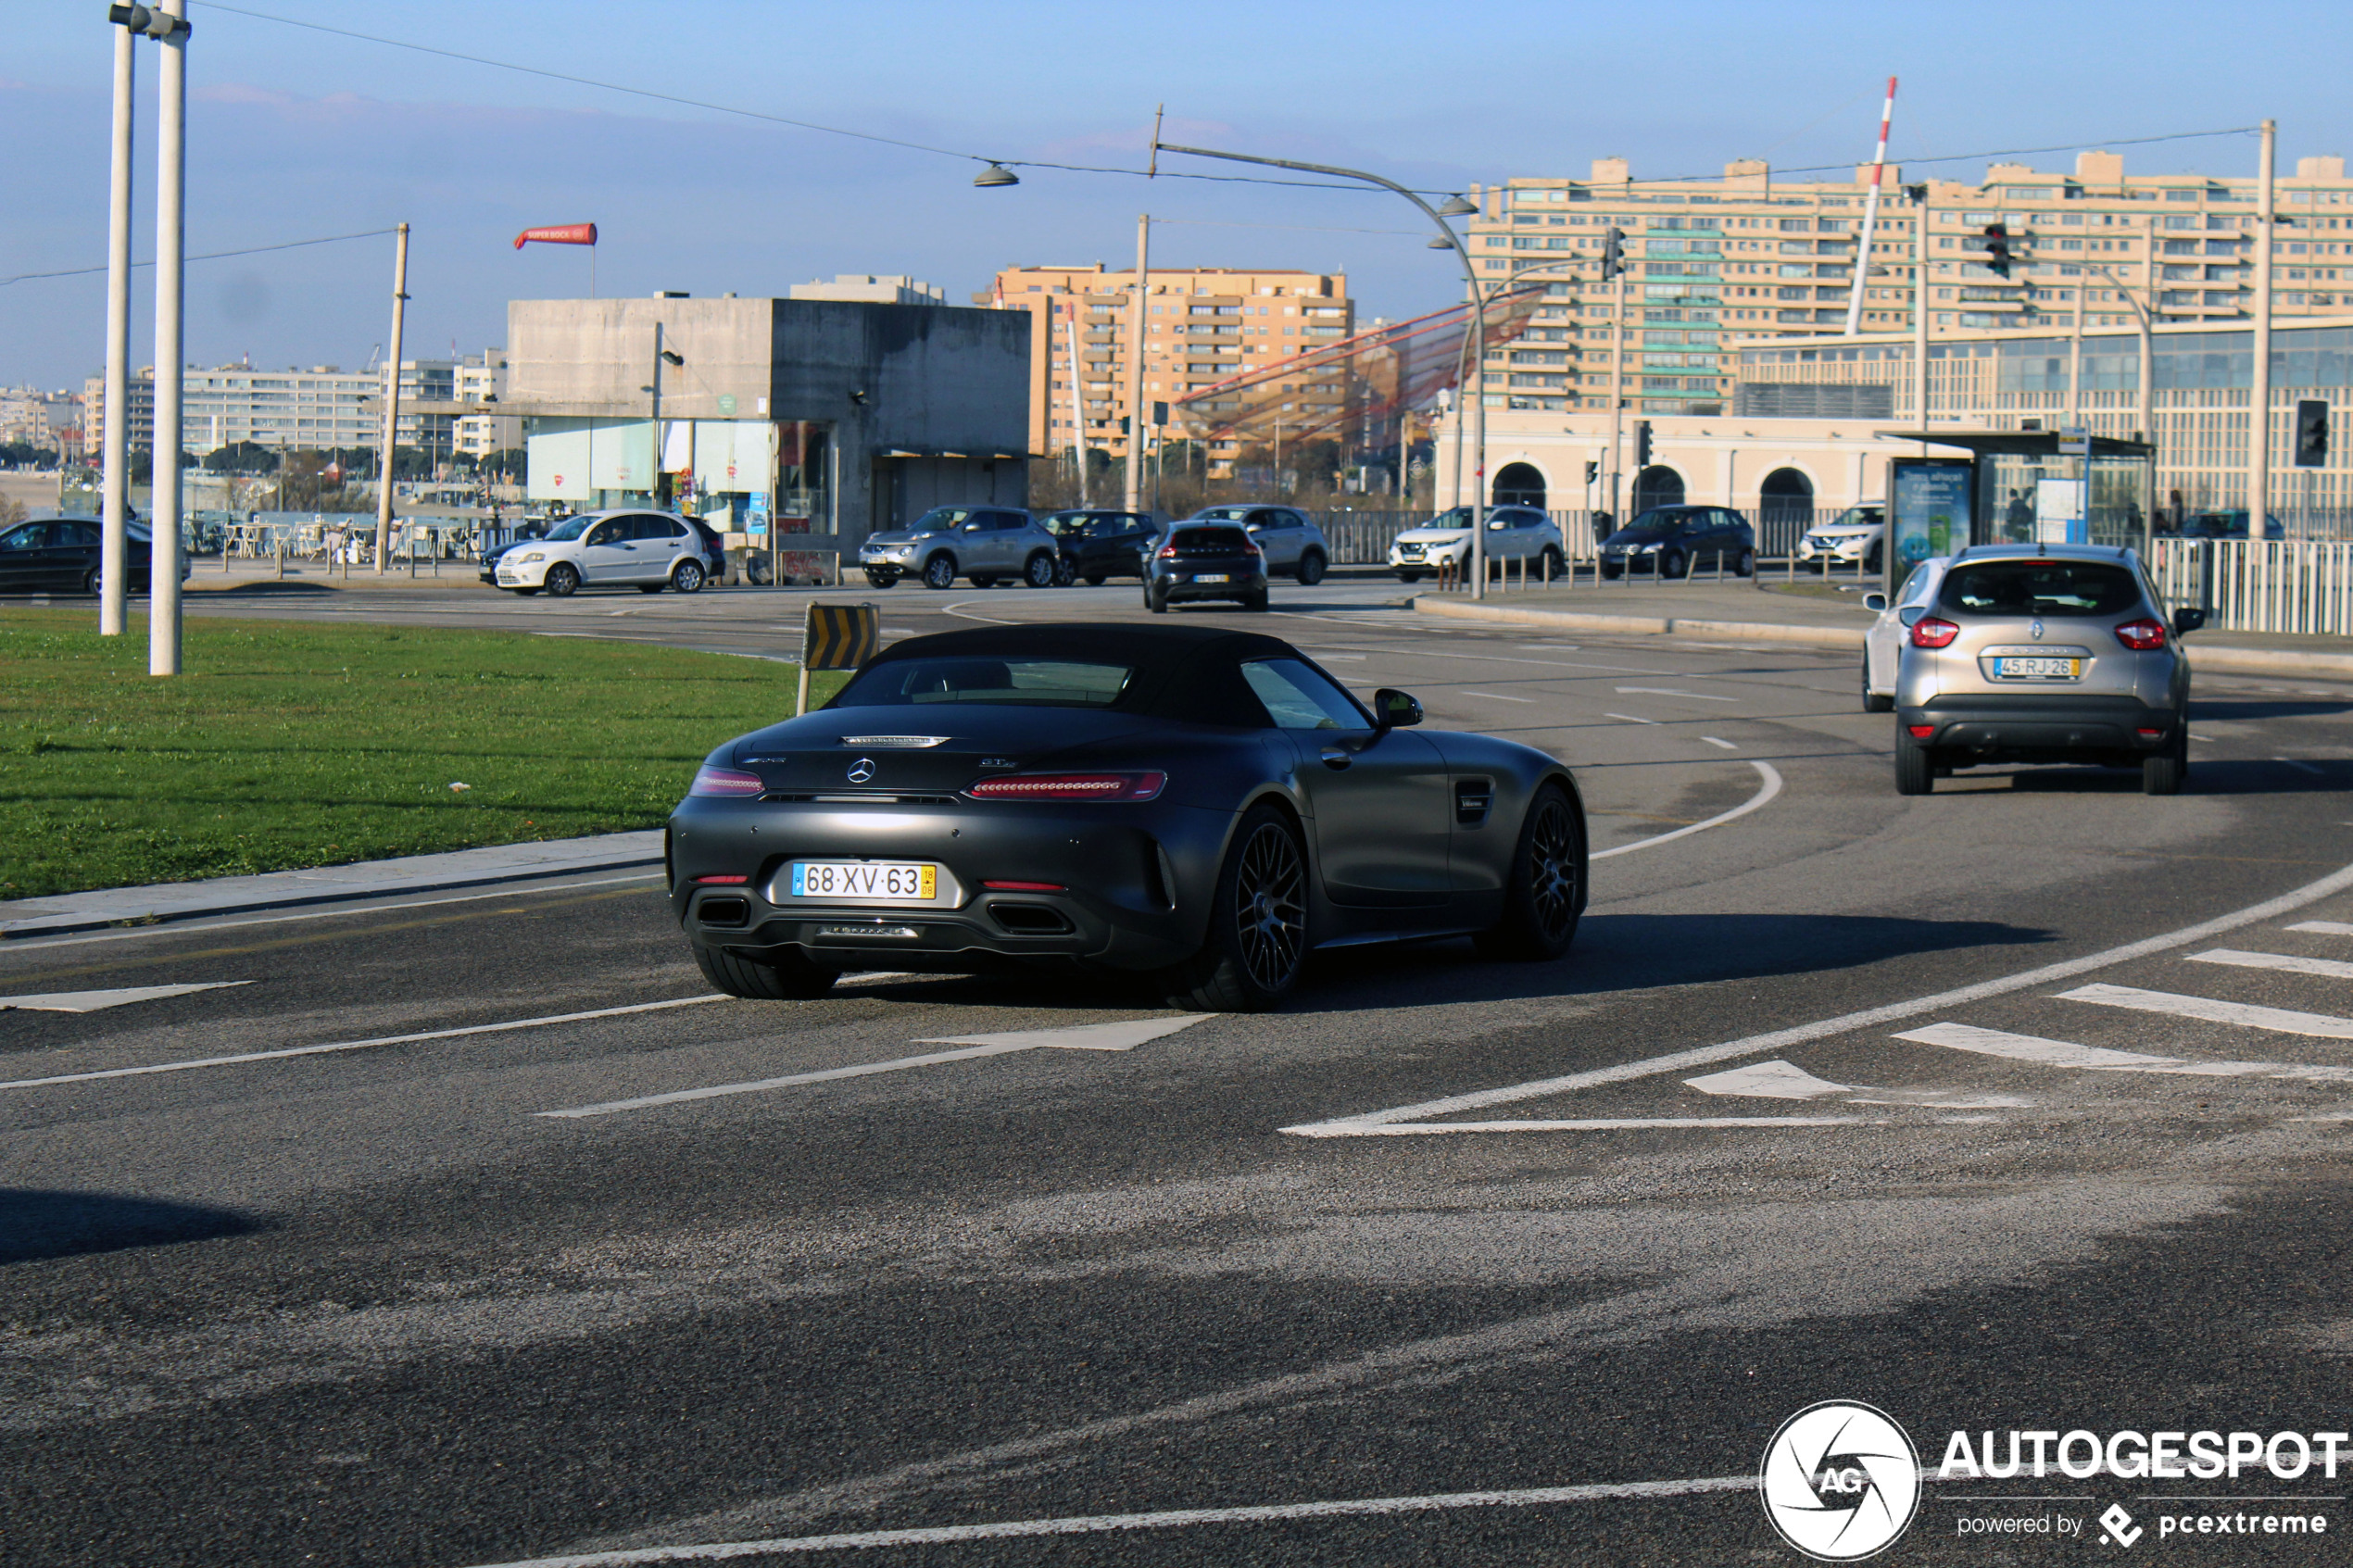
xmin=2150 ymin=538 xmax=2353 ymax=635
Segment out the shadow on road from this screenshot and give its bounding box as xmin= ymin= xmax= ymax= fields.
xmin=0 ymin=1188 xmax=265 ymax=1266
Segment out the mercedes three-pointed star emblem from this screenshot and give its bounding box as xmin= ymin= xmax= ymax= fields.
xmin=846 ymin=758 xmax=876 ymax=784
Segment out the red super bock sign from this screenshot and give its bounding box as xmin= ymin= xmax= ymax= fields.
xmin=512 ymin=222 xmax=598 ymax=249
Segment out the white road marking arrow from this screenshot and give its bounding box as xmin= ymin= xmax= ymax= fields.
xmin=538 ymin=1015 xmax=1210 ymax=1120
xmin=0 ymin=982 xmax=249 ymax=1013
xmin=1683 ymin=1058 xmax=2030 ymax=1109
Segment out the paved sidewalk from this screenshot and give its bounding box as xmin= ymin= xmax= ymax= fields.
xmin=0 ymin=831 xmax=664 ymax=940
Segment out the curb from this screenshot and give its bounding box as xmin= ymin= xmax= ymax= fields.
xmin=1410 ymin=596 xmax=2353 ymax=677
xmin=0 ymin=832 xmax=665 ymax=940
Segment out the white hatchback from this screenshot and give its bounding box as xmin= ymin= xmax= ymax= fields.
xmin=1860 ymin=555 xmax=1952 ymax=711
xmin=496 ymin=508 xmax=708 ymax=596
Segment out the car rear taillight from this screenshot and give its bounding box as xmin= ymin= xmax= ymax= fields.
xmin=1158 ymin=545 xmax=1178 ymax=558
xmin=2113 ymin=618 xmax=2168 ymax=651
xmin=1909 ymin=617 xmax=1960 ymax=649
xmin=965 ymin=771 xmax=1167 ymax=802
xmin=1243 ymin=543 xmax=1262 ymax=557
xmin=688 ymin=765 xmax=764 ymax=797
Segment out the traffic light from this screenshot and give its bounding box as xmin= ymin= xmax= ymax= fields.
xmin=1120 ymin=416 xmax=1131 ymax=435
xmin=1982 ymin=223 xmax=2013 ymax=280
xmin=2296 ymin=400 xmax=2330 ymax=468
xmin=1584 ymin=460 xmax=1599 ymax=484
xmin=1601 ymin=227 xmax=1626 ymax=282
xmin=107 ymin=4 xmax=189 ymax=38
xmin=1151 ymin=401 xmax=1169 ymax=426
xmin=1633 ymin=420 xmax=1654 ymax=468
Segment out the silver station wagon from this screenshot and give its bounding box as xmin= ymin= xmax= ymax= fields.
xmin=1890 ymin=543 xmax=2205 ymax=797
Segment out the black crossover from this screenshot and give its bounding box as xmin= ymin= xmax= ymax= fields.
xmin=1144 ymin=524 xmax=1267 ymax=612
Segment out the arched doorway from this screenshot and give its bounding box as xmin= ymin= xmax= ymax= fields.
xmin=1758 ymin=468 xmax=1815 ymax=558
xmin=1491 ymin=462 xmax=1545 ymax=508
xmin=1631 ymin=466 xmax=1684 ymax=511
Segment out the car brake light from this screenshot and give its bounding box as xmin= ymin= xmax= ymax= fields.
xmin=2113 ymin=618 xmax=2168 ymax=650
xmin=965 ymin=771 xmax=1166 ymax=802
xmin=1907 ymin=725 xmax=1936 ymax=739
xmin=1243 ymin=543 xmax=1262 ymax=557
xmin=2137 ymin=728 xmax=2164 ymax=739
xmin=1158 ymin=545 xmax=1178 ymax=558
xmin=984 ymin=880 xmax=1069 ymax=891
xmin=1909 ymin=617 xmax=1960 ymax=649
xmin=694 ymin=873 xmax=749 ymax=884
xmin=688 ymin=765 xmax=764 ymax=797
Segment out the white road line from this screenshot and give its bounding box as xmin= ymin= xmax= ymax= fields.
xmin=1281 ymin=854 xmax=2353 ymax=1136
xmin=539 ymin=1016 xmax=1208 ymax=1119
xmin=2290 ymin=922 xmax=2353 ymax=937
xmin=1602 ymin=712 xmax=1659 ymax=725
xmin=1896 ymin=1021 xmax=2353 ymax=1083
xmin=940 ymin=598 xmax=1017 ymax=625
xmin=1681 ymin=1058 xmax=2029 ymax=1109
xmin=1700 ymin=736 xmax=1738 ymax=750
xmin=456 ymin=1474 xmax=1755 ymax=1567
xmin=0 ymin=995 xmax=729 ymax=1093
xmin=0 ymin=981 xmax=249 ymax=1013
xmin=2057 ymin=984 xmax=2353 ymax=1039
xmin=1592 ymin=761 xmax=1781 ymax=860
xmin=2191 ymin=947 xmax=2353 ymax=979
xmin=1290 ymin=1116 xmax=1869 ymax=1135
xmin=1615 ymin=686 xmax=1739 ymax=702
xmin=1459 ymin=689 xmax=1534 ymax=703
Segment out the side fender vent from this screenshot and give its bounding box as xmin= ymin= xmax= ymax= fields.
xmin=1454 ymin=778 xmax=1495 ymax=826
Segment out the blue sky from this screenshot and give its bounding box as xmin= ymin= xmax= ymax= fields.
xmin=3 ymin=0 xmax=2347 ymax=389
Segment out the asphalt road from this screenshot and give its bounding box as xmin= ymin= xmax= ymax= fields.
xmin=8 ymin=574 xmax=2353 ymax=1566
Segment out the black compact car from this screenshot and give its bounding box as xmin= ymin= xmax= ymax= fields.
xmin=1597 ymin=506 xmax=1755 ymax=580
xmin=0 ymin=516 xmax=185 ymax=595
xmin=668 ymin=624 xmax=1589 ymax=1011
xmin=1038 ymin=508 xmax=1161 ymax=584
xmin=1144 ymin=523 xmax=1267 ymax=612
xmin=477 ymin=521 xmax=548 ymax=584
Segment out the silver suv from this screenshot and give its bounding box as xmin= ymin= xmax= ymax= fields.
xmin=858 ymin=507 xmax=1063 ymax=591
xmin=1892 ymin=543 xmax=2205 ymax=797
xmin=1183 ymin=505 xmax=1330 ymax=585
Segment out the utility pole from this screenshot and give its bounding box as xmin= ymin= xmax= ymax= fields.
xmin=100 ymin=15 xmax=136 ymax=636
xmin=1912 ymin=189 xmax=1930 ymax=456
xmin=1065 ymin=304 xmax=1088 ymax=507
xmin=147 ymin=0 xmax=187 ymax=677
xmin=2247 ymin=119 xmax=2276 ymax=528
xmin=1605 ymin=267 xmax=1629 ymax=521
xmin=1844 ymin=76 xmax=1898 ymax=336
xmin=373 ymin=221 xmax=409 ymax=572
xmin=1124 ymin=214 xmax=1150 ymax=511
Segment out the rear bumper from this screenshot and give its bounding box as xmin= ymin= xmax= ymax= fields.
xmin=1151 ymin=570 xmax=1266 ymax=602
xmin=1898 ymin=694 xmax=2180 ymax=763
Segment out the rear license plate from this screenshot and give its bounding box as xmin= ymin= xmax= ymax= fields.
xmin=1994 ymin=656 xmax=2082 ymax=680
xmin=1190 ymin=573 xmax=1228 ymax=583
xmin=788 ymin=860 xmax=937 ymax=901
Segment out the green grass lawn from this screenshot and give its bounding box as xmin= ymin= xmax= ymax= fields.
xmin=0 ymin=608 xmax=846 ymax=900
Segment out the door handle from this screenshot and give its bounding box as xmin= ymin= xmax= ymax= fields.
xmin=1319 ymin=747 xmax=1351 ymax=771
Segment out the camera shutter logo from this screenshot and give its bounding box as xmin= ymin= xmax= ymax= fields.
xmin=1759 ymin=1400 xmax=1921 ymax=1561
xmin=846 ymin=758 xmax=876 ymax=784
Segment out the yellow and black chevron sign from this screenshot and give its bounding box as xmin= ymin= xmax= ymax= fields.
xmin=802 ymin=601 xmax=880 ymax=671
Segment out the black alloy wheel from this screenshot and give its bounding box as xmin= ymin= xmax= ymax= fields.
xmin=922 ymin=555 xmax=957 ymax=590
xmin=1052 ymin=556 xmax=1078 ymax=586
xmin=544 ymin=562 xmax=580 ymax=597
xmin=1540 ymin=547 xmax=1564 ymax=583
xmin=1295 ymin=550 xmax=1327 ymax=587
xmin=1024 ymin=551 xmax=1057 ymax=588
xmin=1165 ymin=805 xmax=1309 ymax=1011
xmin=865 ymin=570 xmax=898 ymax=589
xmin=673 ymin=558 xmax=705 ymax=594
xmin=1862 ymin=658 xmax=1894 ymax=714
xmin=82 ymin=567 xmax=101 ymax=596
xmin=693 ymin=942 xmax=837 ymax=1000
xmin=1475 ymin=783 xmax=1584 ymax=960
xmin=1661 ymin=550 xmax=1688 ymax=580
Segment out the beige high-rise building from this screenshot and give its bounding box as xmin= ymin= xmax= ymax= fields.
xmin=987 ymin=264 xmax=1353 ymax=476
xmin=1463 ymin=149 xmax=2353 ymax=421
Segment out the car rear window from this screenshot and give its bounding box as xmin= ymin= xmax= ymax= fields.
xmin=1939 ymin=561 xmax=2140 ymax=618
xmin=833 ymin=657 xmax=1135 ymax=709
xmin=1169 ymin=527 xmax=1249 ymax=551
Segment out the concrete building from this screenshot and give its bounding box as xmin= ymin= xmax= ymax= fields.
xmin=789 ymin=275 xmax=947 ymax=306
xmin=503 ymin=292 xmax=1028 ymax=537
xmin=1459 ymin=149 xmax=2353 ymax=421
xmin=987 ymin=264 xmax=1353 ymax=477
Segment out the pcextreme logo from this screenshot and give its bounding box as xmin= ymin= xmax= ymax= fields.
xmin=1760 ymin=1400 xmax=1924 ymax=1561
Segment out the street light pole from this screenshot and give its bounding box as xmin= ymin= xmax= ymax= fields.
xmin=1125 ymin=213 xmax=1150 ymax=511
xmin=1152 ymin=138 xmax=1491 ymax=596
xmin=1605 ymin=267 xmax=1628 ymax=521
xmin=101 ymin=16 xmax=135 ymax=637
xmin=147 ymin=0 xmax=187 ymax=677
xmin=373 ymin=221 xmax=409 ymax=572
xmin=2248 ymin=118 xmax=2277 ymax=528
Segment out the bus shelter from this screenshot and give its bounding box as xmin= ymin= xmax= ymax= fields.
xmin=1877 ymin=429 xmax=2155 ymax=587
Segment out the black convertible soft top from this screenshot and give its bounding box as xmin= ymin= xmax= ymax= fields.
xmin=836 ymin=623 xmax=1316 ymax=726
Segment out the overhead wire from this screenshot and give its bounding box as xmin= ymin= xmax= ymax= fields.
xmin=0 ymin=227 xmax=397 ymax=287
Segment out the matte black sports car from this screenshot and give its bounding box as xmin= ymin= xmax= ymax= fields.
xmin=668 ymin=624 xmax=1588 ymax=1011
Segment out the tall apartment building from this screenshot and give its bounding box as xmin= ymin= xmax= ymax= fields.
xmin=987 ymin=264 xmax=1353 ymax=474
xmin=80 ymin=358 xmax=488 ymax=465
xmin=1464 ymin=149 xmax=2353 ymax=420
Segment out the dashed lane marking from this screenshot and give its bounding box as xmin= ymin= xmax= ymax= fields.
xmin=0 ymin=982 xmax=249 ymax=1012
xmin=2291 ymin=922 xmax=2353 ymax=936
xmin=1700 ymin=736 xmax=1738 ymax=750
xmin=1459 ymin=689 xmax=1534 ymax=703
xmin=2057 ymin=984 xmax=2353 ymax=1039
xmin=1615 ymin=686 xmax=1739 ymax=702
xmin=1603 ymin=712 xmax=1659 ymax=725
xmin=1896 ymin=1021 xmax=2353 ymax=1083
xmin=2190 ymin=947 xmax=2353 ymax=980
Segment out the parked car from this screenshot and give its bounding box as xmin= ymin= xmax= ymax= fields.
xmin=1145 ymin=522 xmax=1268 ymax=612
xmin=1038 ymin=508 xmax=1163 ymax=585
xmin=0 ymin=516 xmax=188 ymax=596
xmin=490 ymin=508 xmax=710 ymax=596
xmin=1387 ymin=505 xmax=1564 ymax=583
xmin=682 ymin=515 xmax=729 ymax=582
xmin=2171 ymin=510 xmax=2285 ymax=541
xmin=1795 ymin=505 xmax=1886 ymax=573
xmin=669 ymin=622 xmax=1588 ymax=1011
xmin=858 ymin=507 xmax=1061 ymax=590
xmin=1890 ymin=543 xmax=2203 ymax=797
xmin=1860 ymin=555 xmax=1955 ymax=712
xmin=1597 ymin=506 xmax=1755 ymax=580
xmin=1184 ymin=505 xmax=1330 ymax=585
xmin=478 ymin=520 xmax=549 ymax=585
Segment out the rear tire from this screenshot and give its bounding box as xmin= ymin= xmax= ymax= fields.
xmin=1862 ymin=659 xmax=1894 ymax=714
xmin=1295 ymin=550 xmax=1327 ymax=587
xmin=1735 ymin=547 xmax=1756 ymax=579
xmin=1147 ymin=582 xmax=1168 ymax=614
xmin=692 ymin=943 xmax=838 ymax=1000
xmin=2144 ymin=727 xmax=2187 ymax=796
xmin=544 ymin=562 xmax=579 ymax=597
xmin=672 ymin=558 xmax=706 ymax=594
xmin=1894 ymin=727 xmax=1935 ymax=795
xmin=1662 ymin=550 xmax=1688 ymax=580
xmin=1540 ymin=547 xmax=1564 ymax=583
xmin=1242 ymin=590 xmax=1270 ymax=612
xmin=1160 ymin=805 xmax=1309 ymax=1012
xmin=922 ymin=555 xmax=957 ymax=590
xmin=1472 ymin=783 xmax=1586 ymax=961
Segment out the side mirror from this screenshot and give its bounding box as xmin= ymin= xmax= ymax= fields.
xmin=1373 ymin=688 xmax=1423 ymax=730
xmin=2172 ymin=607 xmax=2207 ymax=636
xmin=1862 ymin=592 xmax=1889 ymax=612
